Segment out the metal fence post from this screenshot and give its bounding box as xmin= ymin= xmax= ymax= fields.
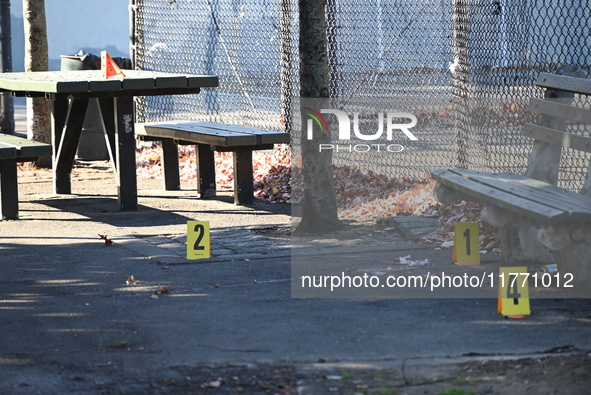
xmin=0 ymin=0 xmax=14 ymax=135
xmin=452 ymin=0 xmax=469 ymax=169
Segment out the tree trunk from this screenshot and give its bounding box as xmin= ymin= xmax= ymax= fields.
xmin=22 ymin=0 xmax=51 ymax=167
xmin=294 ymin=0 xmax=342 ymax=235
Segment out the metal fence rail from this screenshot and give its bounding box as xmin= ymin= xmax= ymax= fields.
xmin=132 ymin=0 xmax=591 ymax=191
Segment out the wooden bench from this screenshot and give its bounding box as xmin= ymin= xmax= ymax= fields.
xmin=135 ymin=121 xmax=290 ymax=204
xmin=432 ymin=65 xmax=591 ymax=283
xmin=0 ymin=133 xmax=52 ymax=220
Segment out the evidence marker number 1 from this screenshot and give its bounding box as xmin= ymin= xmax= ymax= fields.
xmin=453 ymin=222 xmax=480 ymax=265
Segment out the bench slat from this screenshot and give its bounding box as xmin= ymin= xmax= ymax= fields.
xmin=536 ymin=73 xmax=591 ymax=96
xmin=529 ymin=98 xmax=591 ymax=125
xmin=0 ymin=133 xmax=52 ymax=158
xmin=431 ymin=169 xmax=570 ymax=224
xmin=166 ymin=123 xmax=259 ymax=141
xmin=136 ymin=123 xmax=258 ymax=147
xmin=137 ymin=121 xmax=289 ymax=147
xmin=191 ymin=122 xmax=290 ymax=145
xmin=176 ymin=122 xmax=286 ymax=145
xmin=451 ymin=169 xmax=591 ymax=217
xmin=0 ymin=70 xmax=219 ymax=94
xmin=0 ymin=144 xmax=17 ymax=159
xmin=500 ymin=171 xmax=591 ymax=208
xmin=523 ymin=123 xmax=591 ymax=153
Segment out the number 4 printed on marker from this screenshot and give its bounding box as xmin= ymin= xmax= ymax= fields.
xmin=498 ymin=267 xmax=531 ymax=317
xmin=507 ymin=273 xmax=522 ymax=305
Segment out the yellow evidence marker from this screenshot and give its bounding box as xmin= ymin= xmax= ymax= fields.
xmin=452 ymin=222 xmax=480 ymax=265
xmin=187 ymin=221 xmax=211 ymax=260
xmin=498 ymin=266 xmax=531 ymax=318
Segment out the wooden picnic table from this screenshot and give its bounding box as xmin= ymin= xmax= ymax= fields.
xmin=0 ymin=70 xmax=218 ymax=211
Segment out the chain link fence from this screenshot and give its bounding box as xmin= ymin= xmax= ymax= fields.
xmin=451 ymin=0 xmax=591 ymax=191
xmin=132 ymin=0 xmax=591 ymax=191
xmin=132 ymin=0 xmax=289 ymax=130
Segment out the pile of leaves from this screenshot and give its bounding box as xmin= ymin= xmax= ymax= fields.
xmin=135 ymin=141 xmax=499 ymax=251
xmin=290 ymin=164 xmax=440 ymax=215
xmin=252 ymin=144 xmax=291 ymax=202
xmin=136 ymin=141 xmax=291 ymax=203
xmin=424 ymin=200 xmax=500 ymax=252
xmin=136 ymin=141 xmax=449 ymax=218
xmin=332 ymin=168 xmax=440 ymax=219
xmin=136 ymin=141 xmax=442 ymax=215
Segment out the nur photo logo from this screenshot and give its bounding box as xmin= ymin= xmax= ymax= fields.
xmin=304 ymin=108 xmax=418 ymax=152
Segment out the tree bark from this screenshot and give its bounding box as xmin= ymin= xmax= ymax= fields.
xmin=22 ymin=0 xmax=51 ymax=167
xmin=294 ymin=0 xmax=342 ymax=235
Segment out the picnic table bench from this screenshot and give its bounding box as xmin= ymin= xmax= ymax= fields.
xmin=0 ymin=133 xmax=52 ymax=220
xmin=432 ymin=65 xmax=591 ymax=283
xmin=135 ymin=121 xmax=290 ymax=204
xmin=0 ymin=70 xmax=218 ymax=212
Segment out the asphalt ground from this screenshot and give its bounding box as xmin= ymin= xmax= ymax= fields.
xmin=1 ymin=161 xmax=591 ymax=394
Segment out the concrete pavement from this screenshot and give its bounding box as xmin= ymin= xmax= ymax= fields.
xmin=1 ymin=163 xmax=591 ymax=393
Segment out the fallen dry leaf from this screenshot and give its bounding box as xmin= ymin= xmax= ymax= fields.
xmin=98 ymin=234 xmax=113 ymax=246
